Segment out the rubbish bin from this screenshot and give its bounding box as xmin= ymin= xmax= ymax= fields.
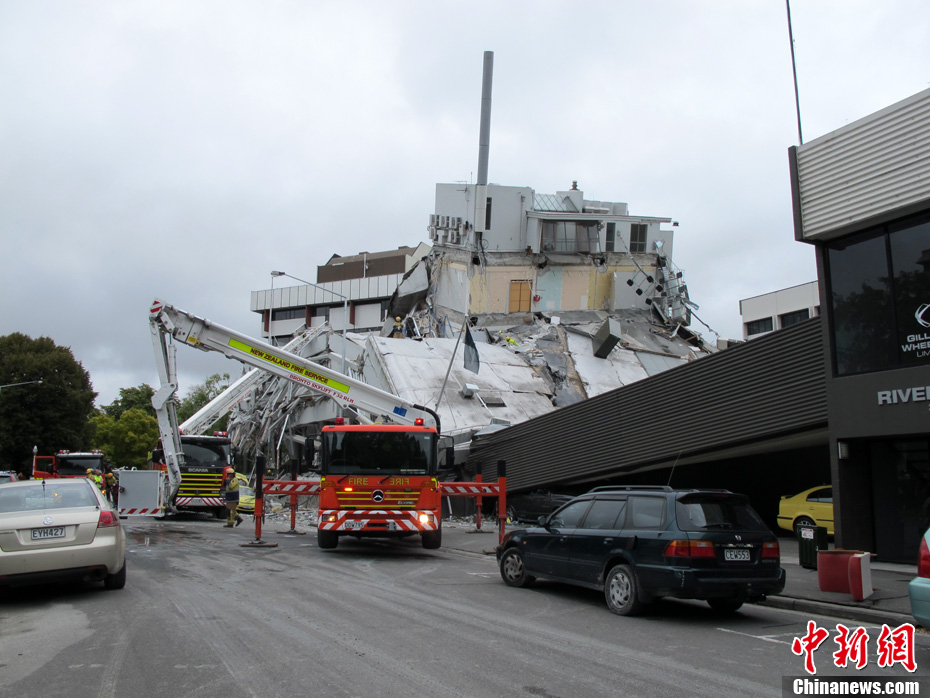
xmin=797 ymin=524 xmax=829 ymax=569
xmin=817 ymin=549 xmax=865 ymax=593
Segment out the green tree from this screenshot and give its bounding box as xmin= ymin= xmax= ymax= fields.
xmin=99 ymin=384 xmax=156 ymax=420
xmin=90 ymin=407 xmax=159 ymax=469
xmin=0 ymin=333 xmax=96 ymax=475
xmin=176 ymin=373 xmax=231 ymax=428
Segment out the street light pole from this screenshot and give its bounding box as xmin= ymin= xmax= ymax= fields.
xmin=270 ymin=271 xmax=348 ymax=374
xmin=0 ymin=379 xmax=43 ymax=397
xmin=269 ymin=271 xmax=277 ymax=346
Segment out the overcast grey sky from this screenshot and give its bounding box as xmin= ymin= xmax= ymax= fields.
xmin=1 ymin=1 xmax=928 ymax=407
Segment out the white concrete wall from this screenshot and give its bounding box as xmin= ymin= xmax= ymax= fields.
xmin=354 ymin=302 xmax=384 ymax=329
xmin=484 ymin=184 xmax=532 ymax=251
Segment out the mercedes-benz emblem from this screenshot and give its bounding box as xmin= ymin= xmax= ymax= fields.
xmin=372 ymin=490 xmax=385 ymax=503
xmin=43 ymin=516 xmax=54 ymax=525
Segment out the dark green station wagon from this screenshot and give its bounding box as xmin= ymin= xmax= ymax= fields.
xmin=497 ymin=485 xmax=785 ymax=615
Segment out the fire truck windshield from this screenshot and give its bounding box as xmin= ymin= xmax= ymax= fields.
xmin=57 ymin=455 xmax=104 ymax=477
xmin=323 ymin=431 xmax=436 ymax=476
xmin=180 ymin=442 xmax=229 ymax=468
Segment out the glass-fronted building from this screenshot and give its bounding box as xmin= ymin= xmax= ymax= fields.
xmin=790 ymin=87 xmax=930 ymax=562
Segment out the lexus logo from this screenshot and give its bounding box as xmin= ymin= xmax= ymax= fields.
xmin=372 ymin=490 xmax=385 ymax=503
xmin=917 ymin=304 xmax=930 ymax=329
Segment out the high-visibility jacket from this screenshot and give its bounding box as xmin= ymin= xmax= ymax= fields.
xmin=223 ymin=475 xmax=240 ymax=504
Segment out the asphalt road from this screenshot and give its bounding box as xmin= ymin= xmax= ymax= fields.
xmin=2 ymin=516 xmax=928 ymax=698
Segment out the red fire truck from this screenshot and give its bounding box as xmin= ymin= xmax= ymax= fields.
xmin=317 ymin=422 xmax=442 ymax=548
xmin=33 ymin=450 xmax=108 ymax=479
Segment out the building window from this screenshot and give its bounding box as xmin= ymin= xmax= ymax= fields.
xmin=779 ymin=309 xmax=810 ymax=328
xmin=630 ymin=223 xmax=647 ymax=254
xmin=272 ymin=307 xmax=305 ymax=321
xmin=606 ymin=222 xmax=616 ymax=252
xmin=745 ymin=317 xmax=774 ymax=336
xmin=509 ymin=280 xmax=532 ymax=313
xmin=485 ymin=198 xmax=492 ymax=230
xmin=890 ymin=214 xmax=930 ymax=368
xmin=312 ymin=306 xmax=330 ymax=320
xmin=826 ymin=211 xmax=930 ymax=376
xmin=541 ymin=221 xmax=600 ymax=253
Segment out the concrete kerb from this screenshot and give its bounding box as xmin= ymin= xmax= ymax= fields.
xmin=760 ymin=595 xmax=916 ymax=628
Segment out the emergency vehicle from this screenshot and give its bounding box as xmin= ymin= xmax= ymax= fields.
xmin=148 ymin=298 xmax=503 ymax=548
xmin=150 ymin=432 xmax=234 ymax=518
xmin=317 ymin=422 xmax=442 ymax=548
xmin=33 ymin=450 xmax=108 ymax=479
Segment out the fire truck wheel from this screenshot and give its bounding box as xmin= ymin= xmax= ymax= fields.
xmin=499 ymin=548 xmax=535 ymax=588
xmin=317 ymin=529 xmax=338 ymax=549
xmin=422 ymin=529 xmax=442 ymax=549
xmin=104 ymin=562 xmax=127 ymax=590
xmin=214 ymin=507 xmax=226 ymax=520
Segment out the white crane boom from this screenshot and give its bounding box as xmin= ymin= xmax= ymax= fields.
xmin=178 ymin=325 xmax=322 ymax=435
xmin=149 ymin=299 xmax=439 ymax=431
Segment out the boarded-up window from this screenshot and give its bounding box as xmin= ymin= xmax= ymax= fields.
xmin=509 ymin=280 xmax=532 ymax=312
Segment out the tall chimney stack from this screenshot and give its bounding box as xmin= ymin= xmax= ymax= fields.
xmin=474 ymin=51 xmax=493 ymax=237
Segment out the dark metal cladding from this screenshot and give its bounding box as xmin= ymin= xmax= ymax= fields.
xmin=468 ymin=318 xmax=827 ymax=492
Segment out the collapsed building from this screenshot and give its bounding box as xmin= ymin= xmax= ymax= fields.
xmin=233 ymin=52 xmax=720 ymax=481
xmin=232 ymin=182 xmax=717 ymax=476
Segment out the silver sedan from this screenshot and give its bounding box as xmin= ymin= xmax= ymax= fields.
xmin=0 ymin=477 xmax=126 ymax=589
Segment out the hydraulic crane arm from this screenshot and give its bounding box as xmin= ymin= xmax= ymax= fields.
xmin=149 ymin=299 xmax=440 ymax=431
xmin=178 ymin=325 xmax=323 ymax=435
xmin=149 ymin=316 xmax=186 ymax=506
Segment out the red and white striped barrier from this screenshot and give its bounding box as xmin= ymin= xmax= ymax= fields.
xmin=317 ymin=509 xmax=438 ymax=532
xmin=264 ymin=481 xmax=321 ymax=496
xmin=442 ymin=483 xmax=501 ymax=496
xmin=175 ymin=496 xmax=224 ymax=507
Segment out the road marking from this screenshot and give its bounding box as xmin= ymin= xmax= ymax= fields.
xmin=717 ymin=627 xmax=794 ymax=646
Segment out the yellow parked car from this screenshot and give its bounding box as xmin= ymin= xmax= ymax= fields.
xmin=235 ymin=474 xmax=255 ymax=516
xmin=777 ymin=485 xmax=833 ymax=535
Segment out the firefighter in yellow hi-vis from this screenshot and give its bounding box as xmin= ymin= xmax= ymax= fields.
xmin=221 ymin=467 xmax=243 ymax=528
